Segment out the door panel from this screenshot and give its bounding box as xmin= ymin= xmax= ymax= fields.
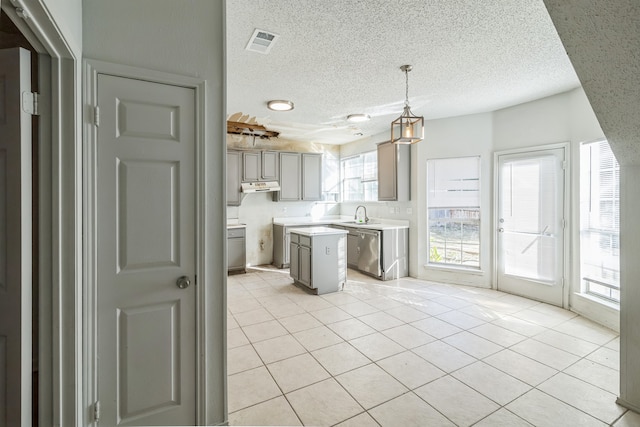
xmin=497 ymin=148 xmax=565 ymax=306
xmin=97 ymin=74 xmax=196 ymax=426
xmin=0 ymin=47 xmax=32 ymax=427
xmin=118 ymin=159 xmax=180 ymax=270
xmin=118 ymin=301 xmax=181 ymax=419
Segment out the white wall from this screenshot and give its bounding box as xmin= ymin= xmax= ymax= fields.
xmin=493 ymin=91 xmax=572 ymax=151
xmin=415 ymin=113 xmax=494 ymax=286
xmin=339 ymin=88 xmax=607 ymax=298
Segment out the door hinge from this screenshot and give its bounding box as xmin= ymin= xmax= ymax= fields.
xmin=194 ymin=274 xmax=197 ymax=285
xmin=93 ymin=400 xmax=100 ymax=422
xmin=94 ymin=106 xmax=100 ymax=127
xmin=562 ymin=160 xmax=567 ymax=170
xmin=21 ymin=91 xmax=39 ymax=116
xmin=561 ymin=218 xmax=566 ymax=229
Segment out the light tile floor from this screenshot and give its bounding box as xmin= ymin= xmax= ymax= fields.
xmin=227 ymin=266 xmax=631 ymax=426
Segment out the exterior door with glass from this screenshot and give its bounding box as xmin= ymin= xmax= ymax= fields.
xmin=496 ymin=147 xmax=566 ymax=306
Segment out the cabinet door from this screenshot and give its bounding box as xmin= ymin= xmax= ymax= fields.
xmin=298 ymin=245 xmax=312 ymax=287
xmin=377 ymin=142 xmax=397 ymax=201
xmin=284 ymin=230 xmax=291 ymax=264
xmin=378 ymin=142 xmax=410 ymax=201
xmin=228 ymin=237 xmax=246 ymax=271
xmin=261 ymin=151 xmax=279 ymax=181
xmin=277 ymin=152 xmax=301 ymax=201
xmin=242 ymin=151 xmax=261 ymax=182
xmin=347 ymin=233 xmax=359 ymax=267
xmin=289 ymin=242 xmax=299 ymax=280
xmin=226 ymin=150 xmax=242 ymax=206
xmin=302 ymin=153 xmax=322 ymax=201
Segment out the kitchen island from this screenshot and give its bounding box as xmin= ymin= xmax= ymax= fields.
xmin=289 ymin=226 xmax=347 ymax=295
xmin=274 ymin=217 xmax=409 ymax=281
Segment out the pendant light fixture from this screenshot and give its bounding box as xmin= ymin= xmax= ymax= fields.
xmin=391 ymin=65 xmax=424 ymax=144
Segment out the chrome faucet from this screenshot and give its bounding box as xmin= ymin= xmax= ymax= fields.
xmin=354 ymin=205 xmax=369 ymax=223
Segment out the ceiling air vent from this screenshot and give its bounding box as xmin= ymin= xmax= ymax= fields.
xmin=245 ymin=29 xmax=279 ymax=54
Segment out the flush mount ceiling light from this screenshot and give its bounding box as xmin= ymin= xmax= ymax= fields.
xmin=347 ymin=114 xmax=370 ymax=123
xmin=267 ymin=100 xmax=294 ymax=111
xmin=391 ymin=65 xmax=424 ymax=144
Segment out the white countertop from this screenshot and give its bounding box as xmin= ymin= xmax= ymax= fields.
xmin=226 ymin=219 xmax=246 ymax=229
xmin=289 ymin=226 xmax=348 ymax=236
xmin=273 ymin=216 xmax=409 ymax=231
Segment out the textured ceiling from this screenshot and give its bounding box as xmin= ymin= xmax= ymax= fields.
xmin=226 ymin=0 xmax=581 ymax=145
xmin=544 ymin=0 xmax=640 ymax=166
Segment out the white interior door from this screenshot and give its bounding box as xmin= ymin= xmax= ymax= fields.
xmin=0 ymin=47 xmax=33 ymax=427
xmin=497 ymin=147 xmax=566 ymax=306
xmin=97 ymin=74 xmax=196 ymax=426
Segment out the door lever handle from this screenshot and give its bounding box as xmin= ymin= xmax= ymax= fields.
xmin=176 ymin=276 xmax=191 ymax=289
xmin=498 ymin=228 xmax=504 ymax=233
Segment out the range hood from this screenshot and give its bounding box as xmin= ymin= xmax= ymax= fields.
xmin=241 ymin=181 xmax=281 ymax=193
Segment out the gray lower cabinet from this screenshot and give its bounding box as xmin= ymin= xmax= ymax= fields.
xmin=273 ymin=224 xmax=291 ymax=268
xmin=346 ymin=232 xmax=359 ymax=268
xmin=380 ymin=228 xmax=409 ymax=280
xmin=227 ymin=150 xmax=242 ymax=206
xmin=289 ymin=228 xmax=346 ymax=294
xmin=227 ymin=227 xmax=246 ymax=274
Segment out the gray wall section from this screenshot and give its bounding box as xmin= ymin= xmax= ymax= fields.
xmin=83 ymin=0 xmax=227 ymax=423
xmin=544 ymin=0 xmax=640 ymax=409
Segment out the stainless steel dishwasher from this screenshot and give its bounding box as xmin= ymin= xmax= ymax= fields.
xmin=357 ymin=229 xmax=381 ymax=278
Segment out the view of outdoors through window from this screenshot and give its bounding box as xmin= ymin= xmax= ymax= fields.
xmin=580 ymin=140 xmax=620 ymax=303
xmin=341 ymin=151 xmax=378 ymax=202
xmin=427 ymin=157 xmax=480 ymax=268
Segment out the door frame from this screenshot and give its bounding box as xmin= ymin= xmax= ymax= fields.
xmin=1 ymin=2 xmax=80 ymax=426
xmin=84 ymin=59 xmax=211 ymax=425
xmin=492 ymin=142 xmax=571 ymax=308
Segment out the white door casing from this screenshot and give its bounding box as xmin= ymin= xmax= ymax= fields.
xmin=496 ymin=146 xmax=567 ymax=306
xmin=96 ymin=74 xmax=197 ymax=425
xmin=0 ymin=47 xmax=33 ymax=427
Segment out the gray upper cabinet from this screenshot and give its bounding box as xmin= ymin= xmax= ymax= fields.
xmin=261 ymin=151 xmax=279 ymax=180
xmin=276 ymin=152 xmax=302 ymax=201
xmin=377 ymin=141 xmax=410 ymax=201
xmin=302 ymin=153 xmax=322 ymax=201
xmin=242 ymin=150 xmax=279 ymax=182
xmin=242 ymin=151 xmax=260 ymax=182
xmin=226 ymin=150 xmax=242 ymax=206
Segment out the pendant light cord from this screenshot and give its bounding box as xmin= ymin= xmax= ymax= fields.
xmin=405 ymin=69 xmax=410 ymax=108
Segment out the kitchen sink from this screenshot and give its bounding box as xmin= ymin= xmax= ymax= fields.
xmin=341 ymin=220 xmax=380 ymax=225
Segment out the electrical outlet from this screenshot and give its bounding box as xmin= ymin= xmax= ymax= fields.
xmin=389 ymin=207 xmax=395 ymax=214
xmin=325 ymin=247 xmax=331 ymax=255
xmin=407 ymin=207 xmax=412 ymax=214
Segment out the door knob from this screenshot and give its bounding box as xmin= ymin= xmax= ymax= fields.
xmin=498 ymin=228 xmax=504 ymax=233
xmin=176 ymin=276 xmax=191 ymax=289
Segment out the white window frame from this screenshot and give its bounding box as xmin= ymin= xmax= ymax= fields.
xmin=341 ymin=150 xmax=378 ymax=202
xmin=426 ymin=156 xmax=481 ymax=270
xmin=579 ymin=139 xmax=620 ymax=304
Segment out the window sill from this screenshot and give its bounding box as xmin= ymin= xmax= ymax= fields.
xmin=423 ymin=263 xmax=485 ymax=276
xmin=573 ymin=291 xmax=620 ymax=312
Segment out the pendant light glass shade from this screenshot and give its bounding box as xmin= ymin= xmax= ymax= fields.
xmin=391 ymin=65 xmax=424 ymax=144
